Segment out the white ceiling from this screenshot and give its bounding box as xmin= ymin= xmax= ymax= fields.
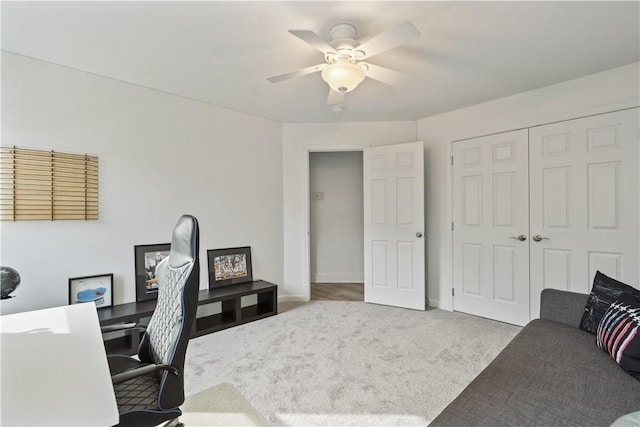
xmin=2 ymin=1 xmax=639 ymax=123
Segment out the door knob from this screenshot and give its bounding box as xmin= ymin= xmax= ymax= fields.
xmin=532 ymin=234 xmax=550 ymax=242
xmin=416 ymin=232 xmax=423 ymax=238
xmin=509 ymin=234 xmax=527 ymax=241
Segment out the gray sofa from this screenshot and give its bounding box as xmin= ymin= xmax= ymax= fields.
xmin=431 ymin=289 xmax=640 ymax=426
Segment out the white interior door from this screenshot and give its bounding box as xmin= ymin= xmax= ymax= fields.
xmin=363 ymin=141 xmax=425 ymax=310
xmin=452 ymin=130 xmax=530 ymax=326
xmin=529 ymin=108 xmax=640 ymax=317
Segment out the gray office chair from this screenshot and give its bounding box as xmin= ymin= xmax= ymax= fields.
xmin=107 ymin=215 xmax=199 ymax=427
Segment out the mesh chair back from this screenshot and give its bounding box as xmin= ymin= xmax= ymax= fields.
xmin=139 ymin=215 xmax=199 ymax=409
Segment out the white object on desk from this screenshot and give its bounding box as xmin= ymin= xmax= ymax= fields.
xmin=1 ymin=303 xmax=119 ymax=426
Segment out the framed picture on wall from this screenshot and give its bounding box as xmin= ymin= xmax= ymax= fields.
xmin=68 ymin=273 xmax=113 ymax=308
xmin=134 ymin=243 xmax=170 ymax=302
xmin=207 ymin=246 xmax=253 ymax=289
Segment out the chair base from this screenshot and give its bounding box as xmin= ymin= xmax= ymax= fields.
xmin=116 ymin=409 xmax=182 ymax=427
xmin=161 ymin=418 xmax=183 ymax=427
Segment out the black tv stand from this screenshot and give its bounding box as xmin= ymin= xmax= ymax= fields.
xmin=98 ymin=280 xmax=277 ymax=354
xmin=192 ymin=281 xmax=277 ymax=337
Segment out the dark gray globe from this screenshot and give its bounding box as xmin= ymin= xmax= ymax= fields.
xmin=0 ymin=266 xmax=20 ymax=299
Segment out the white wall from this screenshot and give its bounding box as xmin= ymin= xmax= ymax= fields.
xmin=417 ymin=62 xmax=640 ymax=310
xmin=282 ymin=122 xmax=417 ymax=301
xmin=0 ymin=52 xmax=284 ymax=315
xmin=4 ymin=52 xmax=637 ymax=315
xmin=309 ymin=151 xmax=364 ymax=283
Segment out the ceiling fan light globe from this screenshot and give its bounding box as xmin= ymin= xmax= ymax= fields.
xmin=321 ymin=62 xmax=366 ymax=93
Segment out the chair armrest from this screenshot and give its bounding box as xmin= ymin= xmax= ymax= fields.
xmin=100 ymin=323 xmax=137 ymax=333
xmin=111 ymin=364 xmax=180 ymax=384
xmin=100 ymin=323 xmax=146 ymax=334
xmin=540 ymin=288 xmax=589 ymax=328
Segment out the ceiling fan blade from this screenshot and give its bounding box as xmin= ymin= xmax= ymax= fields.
xmin=327 ymin=88 xmax=345 ymax=105
xmin=289 ymin=30 xmax=337 ymax=55
xmin=363 ymin=63 xmax=404 ymax=86
xmin=267 ymin=63 xmax=326 ymax=83
xmin=358 ymin=21 xmax=420 ymax=60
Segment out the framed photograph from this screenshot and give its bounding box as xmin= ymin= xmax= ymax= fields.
xmin=134 ymin=243 xmax=170 ymax=302
xmin=207 ymin=246 xmax=253 ymax=288
xmin=69 ymin=273 xmax=113 ymax=308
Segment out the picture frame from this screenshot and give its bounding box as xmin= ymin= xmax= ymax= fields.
xmin=68 ymin=273 xmax=113 ymax=308
xmin=207 ymin=246 xmax=253 ymax=289
xmin=134 ymin=243 xmax=170 ymax=302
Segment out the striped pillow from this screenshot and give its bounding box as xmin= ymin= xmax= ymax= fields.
xmin=596 ymin=301 xmax=640 ymax=380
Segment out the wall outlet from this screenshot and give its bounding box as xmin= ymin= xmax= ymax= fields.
xmin=312 ymin=192 xmax=324 ymax=201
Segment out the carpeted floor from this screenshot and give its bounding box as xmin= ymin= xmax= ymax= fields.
xmin=184 ymin=301 xmax=521 ymax=426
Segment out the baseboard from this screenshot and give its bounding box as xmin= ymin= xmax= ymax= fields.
xmin=278 ymin=295 xmax=307 ymax=303
xmin=313 ymin=273 xmax=364 ymax=283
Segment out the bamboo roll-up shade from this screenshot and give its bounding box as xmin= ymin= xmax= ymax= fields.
xmin=0 ymin=146 xmax=98 ymax=220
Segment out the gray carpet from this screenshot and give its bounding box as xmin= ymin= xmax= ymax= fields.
xmin=184 ymin=301 xmax=521 ymax=426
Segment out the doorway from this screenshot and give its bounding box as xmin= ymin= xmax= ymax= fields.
xmin=311 ymin=283 xmax=364 ymax=301
xmin=309 ymin=151 xmax=364 ymax=301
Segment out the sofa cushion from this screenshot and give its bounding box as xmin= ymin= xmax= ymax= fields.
xmin=580 ymin=271 xmax=640 ymax=334
xmin=430 ymin=319 xmax=640 ymax=427
xmin=540 ymin=288 xmax=589 ymax=327
xmin=597 ymin=301 xmax=640 ymax=380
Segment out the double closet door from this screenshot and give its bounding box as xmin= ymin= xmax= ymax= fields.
xmin=452 ymin=108 xmax=639 ymax=326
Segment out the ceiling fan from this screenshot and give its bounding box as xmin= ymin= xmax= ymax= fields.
xmin=267 ymin=21 xmax=421 ymax=106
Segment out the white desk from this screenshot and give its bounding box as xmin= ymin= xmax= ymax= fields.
xmin=1 ymin=303 xmax=119 ymax=426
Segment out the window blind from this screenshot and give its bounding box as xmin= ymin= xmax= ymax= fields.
xmin=0 ymin=146 xmax=98 ymax=221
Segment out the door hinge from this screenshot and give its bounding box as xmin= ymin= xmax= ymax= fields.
xmin=451 ymin=156 xmax=454 ymax=165
xmin=452 ymin=288 xmax=455 ymax=297
xmin=451 ymin=222 xmax=454 ymax=231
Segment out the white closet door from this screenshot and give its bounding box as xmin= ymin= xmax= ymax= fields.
xmin=363 ymin=141 xmax=425 ymax=310
xmin=452 ymin=130 xmax=530 ymax=326
xmin=529 ymin=109 xmax=640 ymax=317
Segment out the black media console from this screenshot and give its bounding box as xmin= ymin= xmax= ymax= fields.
xmin=98 ymin=280 xmax=277 ymax=355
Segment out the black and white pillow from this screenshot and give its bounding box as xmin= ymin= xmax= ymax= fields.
xmin=579 ymin=271 xmax=640 ymax=334
xmin=596 ymin=300 xmax=640 ymax=380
